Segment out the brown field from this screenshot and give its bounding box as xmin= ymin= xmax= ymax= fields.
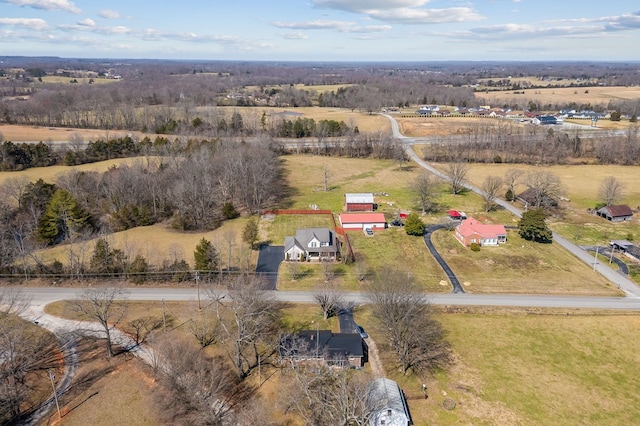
xmin=0 ymin=157 xmax=155 ymax=186
xmin=34 ymin=217 xmax=254 ymax=270
xmin=0 ymin=124 xmax=145 ymax=143
xmin=477 ymin=85 xmax=640 ymax=107
xmin=40 ymin=76 xmax=119 ymax=85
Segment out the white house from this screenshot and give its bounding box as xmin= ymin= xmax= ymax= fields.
xmin=284 ymin=228 xmax=339 ymax=261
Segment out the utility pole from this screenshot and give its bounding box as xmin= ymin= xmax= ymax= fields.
xmin=49 ymin=370 xmax=61 ymax=420
xmin=593 ymin=246 xmax=599 ymax=271
xmin=195 ymin=271 xmax=201 ymax=310
xmin=162 ymin=298 xmax=166 ymax=333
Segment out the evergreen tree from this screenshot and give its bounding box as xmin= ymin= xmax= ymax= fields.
xmin=90 ymin=238 xmax=126 ymax=274
xmin=405 ymin=212 xmax=426 ymax=236
xmin=194 ymin=238 xmax=219 ymax=271
xmin=242 ymin=218 xmax=259 ymax=249
xmin=38 ymin=189 xmax=93 ymax=244
xmin=518 ymin=209 xmax=552 ymax=243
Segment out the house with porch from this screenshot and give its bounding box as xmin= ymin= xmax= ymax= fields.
xmin=454 ymin=217 xmax=507 ymax=247
xmin=284 ymin=227 xmax=339 ymax=261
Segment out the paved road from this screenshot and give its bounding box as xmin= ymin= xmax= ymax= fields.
xmin=8 ymin=287 xmax=640 ymax=311
xmin=382 ymin=114 xmax=640 ymax=298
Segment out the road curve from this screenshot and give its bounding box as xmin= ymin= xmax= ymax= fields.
xmin=382 ymin=114 xmax=640 ymax=298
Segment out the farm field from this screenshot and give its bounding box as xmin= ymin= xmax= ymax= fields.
xmin=0 ymin=124 xmax=145 ymax=143
xmin=41 ymin=300 xmax=640 ymax=426
xmin=477 ymin=85 xmax=640 ymax=107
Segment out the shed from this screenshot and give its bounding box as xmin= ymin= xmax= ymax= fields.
xmin=339 ymin=213 xmax=386 ymax=230
xmin=597 ymin=205 xmax=633 ymax=223
xmin=345 ymin=193 xmax=375 ymax=212
xmin=367 ymin=378 xmax=411 ymax=426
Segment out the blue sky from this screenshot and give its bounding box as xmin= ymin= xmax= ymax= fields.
xmin=1 ymin=0 xmax=639 ymax=61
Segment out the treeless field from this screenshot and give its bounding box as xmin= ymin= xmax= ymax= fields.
xmin=0 ymin=124 xmax=147 ymax=142
xmin=478 ymin=85 xmax=640 ymax=107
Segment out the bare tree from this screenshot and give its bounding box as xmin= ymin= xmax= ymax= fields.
xmin=216 ymin=275 xmax=283 ymax=380
xmin=281 ymin=366 xmax=373 ymax=426
xmin=0 ymin=288 xmax=29 ymax=322
xmin=73 ymin=287 xmax=129 ymax=357
xmin=367 ymin=268 xmax=451 ymax=375
xmin=126 ymin=315 xmax=165 ymax=345
xmin=523 ymin=171 xmax=564 ymax=209
xmin=314 ymin=282 xmax=345 ymax=320
xmin=481 ymin=175 xmax=503 ymax=212
xmin=598 ymin=176 xmax=624 ymax=206
xmin=412 ymin=172 xmax=439 ymax=214
xmin=188 ymin=308 xmax=220 ymax=348
xmin=154 ymin=337 xmax=256 ymax=426
xmin=504 ymin=168 xmax=524 ymax=201
xmin=447 ymin=161 xmax=469 ymax=195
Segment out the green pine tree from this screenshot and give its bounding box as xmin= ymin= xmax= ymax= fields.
xmin=405 ymin=212 xmax=426 ymax=236
xmin=38 ymin=189 xmax=93 ymax=244
xmin=518 ymin=209 xmax=552 ymax=243
xmin=194 ymin=238 xmax=219 ymax=271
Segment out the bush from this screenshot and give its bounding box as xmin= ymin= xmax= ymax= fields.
xmin=470 ymin=242 xmax=481 ymax=251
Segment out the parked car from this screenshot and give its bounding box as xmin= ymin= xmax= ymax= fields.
xmin=390 ymin=219 xmax=404 ymax=227
xmin=354 ymin=325 xmax=368 ymax=339
xmin=364 ymin=228 xmax=374 ymax=236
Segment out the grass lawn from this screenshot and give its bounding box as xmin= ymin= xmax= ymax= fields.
xmin=431 ymin=229 xmax=621 ymax=295
xmin=428 ymin=310 xmax=640 ymax=425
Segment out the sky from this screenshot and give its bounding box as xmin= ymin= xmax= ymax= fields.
xmin=1 ymin=0 xmax=639 ymax=62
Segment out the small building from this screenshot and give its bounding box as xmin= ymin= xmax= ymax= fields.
xmin=339 ymin=213 xmax=386 ymax=230
xmin=345 ymin=193 xmax=375 ymax=212
xmin=597 ymin=205 xmax=633 ymax=223
xmin=517 ymin=188 xmax=559 ymax=209
xmin=454 ymin=217 xmax=507 ymax=247
xmin=279 ymin=330 xmax=366 ymax=368
xmin=284 ymin=228 xmax=339 ymax=261
xmin=367 ymin=378 xmax=411 ymax=426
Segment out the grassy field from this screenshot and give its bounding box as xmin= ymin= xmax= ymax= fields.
xmin=43 ymin=300 xmax=640 ymax=425
xmin=477 ymin=85 xmax=640 ymax=108
xmin=0 ymin=124 xmax=148 ymax=143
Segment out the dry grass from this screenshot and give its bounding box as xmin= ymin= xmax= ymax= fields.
xmin=43 ymin=340 xmax=161 ymax=426
xmin=478 ymin=85 xmax=640 ymax=107
xmin=35 ymin=217 xmax=254 ymax=270
xmin=431 ymin=229 xmax=620 ymax=295
xmin=0 ymin=157 xmax=152 ymax=186
xmin=0 ymin=124 xmax=149 ymax=143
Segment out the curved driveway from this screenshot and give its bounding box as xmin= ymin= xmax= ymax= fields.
xmin=424 ymin=225 xmax=464 ymax=293
xmin=383 ymin=114 xmax=640 ymax=298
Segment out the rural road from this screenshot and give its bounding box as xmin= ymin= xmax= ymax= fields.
xmin=382 ymin=114 xmax=640 ymax=298
xmin=7 ymin=286 xmax=640 ymax=311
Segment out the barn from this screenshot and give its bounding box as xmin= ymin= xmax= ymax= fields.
xmin=345 ymin=193 xmax=375 ymax=212
xmin=339 ymin=213 xmax=386 ymax=230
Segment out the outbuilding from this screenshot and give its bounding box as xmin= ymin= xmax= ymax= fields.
xmin=339 ymin=213 xmax=386 ymax=230
xmin=345 ymin=193 xmax=375 ymax=212
xmin=597 ymin=205 xmax=633 ymax=222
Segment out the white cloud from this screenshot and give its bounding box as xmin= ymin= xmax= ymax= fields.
xmin=1 ymin=0 xmax=80 ymax=13
xmin=99 ymin=9 xmax=122 ymax=19
xmin=0 ymin=17 xmax=48 ymax=30
xmin=313 ymin=0 xmax=431 ymax=13
xmin=312 ymin=0 xmax=481 ymax=25
xmin=280 ymin=32 xmax=309 ymax=40
xmin=77 ymin=18 xmax=95 ymax=27
xmin=273 ymin=20 xmax=391 ymax=33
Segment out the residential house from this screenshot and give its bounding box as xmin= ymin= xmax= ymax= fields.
xmin=517 ymin=188 xmax=559 ymax=209
xmin=597 ymin=205 xmax=634 ymax=222
xmin=367 ymin=378 xmax=412 ymax=426
xmin=279 ymin=330 xmax=366 ymax=368
xmin=284 ymin=228 xmax=339 ymax=261
xmin=345 ymin=193 xmax=375 ymax=212
xmin=454 ymin=217 xmax=507 ymax=247
xmin=339 ymin=213 xmax=387 ymax=230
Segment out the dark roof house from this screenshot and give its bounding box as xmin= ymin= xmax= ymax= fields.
xmin=517 ymin=187 xmax=559 ymax=209
xmin=284 ymin=228 xmax=339 ymax=261
xmin=597 ymin=205 xmax=633 ymax=223
xmin=279 ymin=330 xmax=366 ymax=368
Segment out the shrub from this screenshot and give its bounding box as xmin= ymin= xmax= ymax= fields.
xmin=470 ymin=242 xmax=481 ymax=251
